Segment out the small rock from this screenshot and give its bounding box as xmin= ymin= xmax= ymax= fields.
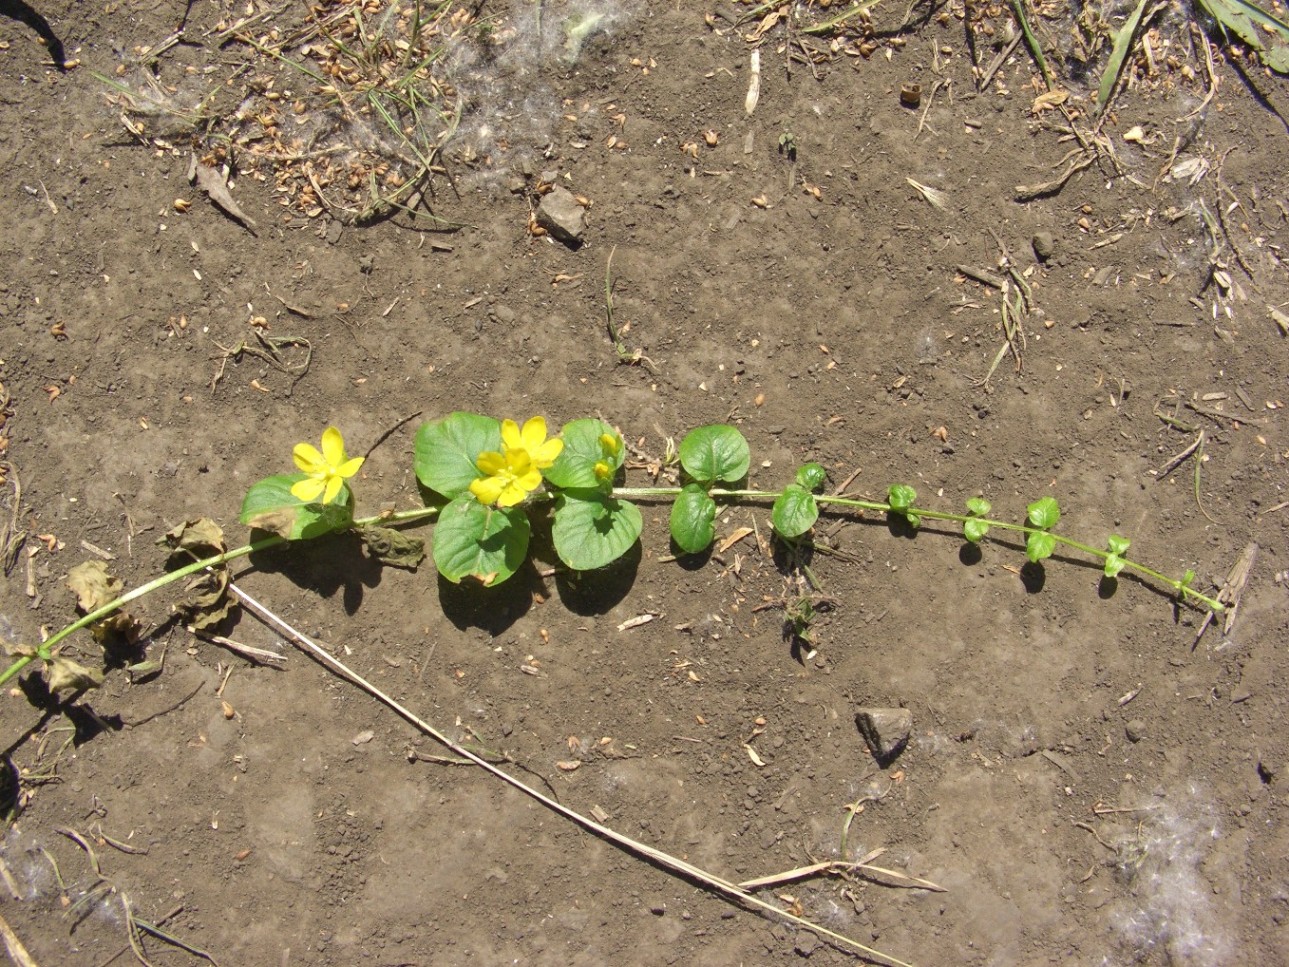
xmin=649 ymin=902 xmax=666 ymax=916
xmin=855 ymin=707 xmax=912 ymax=766
xmin=794 ymin=930 xmax=819 ymax=957
xmin=1032 ymin=231 xmax=1056 ymax=261
xmin=1125 ymin=719 xmax=1146 ymax=743
xmin=536 ymin=186 xmax=586 ymax=246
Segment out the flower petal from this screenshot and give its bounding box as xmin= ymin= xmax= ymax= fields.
xmin=532 ymin=438 xmax=563 ymax=467
xmin=321 ymin=427 xmax=346 ymax=467
xmin=502 ymin=446 xmax=533 ymax=477
xmin=515 ymin=467 xmax=542 ymax=493
xmin=293 ymin=443 xmax=324 ymax=473
xmin=500 ymin=419 xmax=522 ymax=451
xmin=470 ymin=476 xmax=505 ymax=506
xmin=322 ymin=475 xmax=345 ymax=505
xmin=476 ymin=450 xmax=506 ymax=475
xmin=496 ymin=482 xmax=527 ymax=507
xmin=291 ymin=476 xmax=327 ymax=502
xmin=336 ymin=456 xmax=364 ymax=479
xmin=520 ymin=416 xmax=547 ymax=451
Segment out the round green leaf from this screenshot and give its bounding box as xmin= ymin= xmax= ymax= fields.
xmin=432 ymin=493 xmax=529 ymax=586
xmin=887 ymin=483 xmax=917 ymax=511
xmin=1026 ymin=496 xmax=1061 ymax=530
xmin=966 ymin=496 xmax=991 ymax=517
xmin=544 ymin=419 xmax=623 ymax=490
xmin=552 ymin=491 xmax=642 ymax=571
xmin=1106 ymin=534 xmax=1131 ymax=556
xmin=1026 ymin=531 xmax=1056 ymax=563
xmin=670 ymin=483 xmax=717 ymax=554
xmin=795 ymin=462 xmax=827 ymax=491
xmin=240 ymin=474 xmax=354 ymax=540
xmin=963 ymin=518 xmax=990 ymax=543
xmin=678 ymin=425 xmax=750 ymax=484
xmin=1103 ymin=555 xmax=1127 ymax=579
xmin=414 ymin=412 xmax=501 ymax=500
xmin=772 ymin=484 xmax=818 ymax=538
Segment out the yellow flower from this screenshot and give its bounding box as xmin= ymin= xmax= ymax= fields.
xmin=469 ymin=417 xmax=563 ymax=508
xmin=290 ymin=427 xmax=364 ymax=504
xmin=502 ymin=416 xmax=564 ymax=469
xmin=469 ymin=447 xmax=540 ymax=507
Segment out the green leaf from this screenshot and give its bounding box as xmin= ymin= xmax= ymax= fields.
xmin=1026 ymin=531 xmax=1056 ymax=563
xmin=1104 ymin=554 xmax=1127 ymax=579
xmin=414 ymin=412 xmax=501 ymax=500
xmin=1195 ymin=0 xmax=1289 ymax=73
xmin=795 ymin=462 xmax=827 ymax=492
xmin=432 ymin=494 xmax=529 ymax=586
xmin=887 ymin=483 xmax=916 ymax=511
xmin=1026 ymin=496 xmax=1061 ymax=530
xmin=1097 ymin=0 xmax=1150 ymax=111
xmin=545 ymin=419 xmax=624 ymax=490
xmin=357 ymin=525 xmax=426 ymax=570
xmin=772 ymin=484 xmax=819 ymax=539
xmin=678 ymin=425 xmax=750 ymax=484
xmin=1106 ymin=534 xmax=1131 ymax=556
xmin=670 ymin=483 xmax=717 ymax=554
xmin=240 ymin=474 xmax=354 ymax=540
xmin=887 ymin=483 xmax=919 ymax=527
xmin=964 ymin=496 xmax=992 ymax=542
xmin=552 ymin=491 xmax=642 ymax=571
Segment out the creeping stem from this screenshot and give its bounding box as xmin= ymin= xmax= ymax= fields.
xmin=612 ymin=487 xmax=1224 ymax=612
xmin=0 ymin=507 xmax=439 ymax=689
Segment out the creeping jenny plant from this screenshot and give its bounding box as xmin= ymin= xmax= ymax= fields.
xmin=0 ymin=415 xmax=1224 ymax=694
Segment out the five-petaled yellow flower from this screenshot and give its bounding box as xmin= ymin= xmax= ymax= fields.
xmin=469 ymin=417 xmax=563 ymax=508
xmin=290 ymin=427 xmax=364 ymax=505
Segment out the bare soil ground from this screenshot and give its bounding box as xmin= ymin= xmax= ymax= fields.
xmin=1 ymin=1 xmax=1287 ymax=965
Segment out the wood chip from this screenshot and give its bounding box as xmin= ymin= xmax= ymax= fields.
xmin=617 ymin=613 xmax=660 ymax=631
xmin=188 ymin=153 xmax=258 ymax=236
xmin=744 ymin=744 xmax=766 ymax=767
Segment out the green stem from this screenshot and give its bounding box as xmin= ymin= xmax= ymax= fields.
xmin=610 ymin=487 xmax=1223 ymax=612
xmin=0 ymin=506 xmax=439 ymax=690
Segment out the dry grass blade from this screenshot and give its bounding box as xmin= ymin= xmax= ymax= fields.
xmin=906 ymin=178 xmax=947 ymax=210
xmin=230 ymin=581 xmax=917 ymax=967
xmin=0 ymin=910 xmax=39 ymax=967
xmin=739 ymin=860 xmax=946 ymax=893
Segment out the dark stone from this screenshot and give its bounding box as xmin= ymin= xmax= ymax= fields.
xmin=856 ymin=707 xmax=912 ymax=766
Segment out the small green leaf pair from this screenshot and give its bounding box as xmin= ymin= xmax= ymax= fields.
xmin=669 ymin=425 xmax=750 ymax=554
xmin=1024 ymin=496 xmax=1061 ymax=563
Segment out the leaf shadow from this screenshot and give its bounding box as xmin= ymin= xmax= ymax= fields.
xmin=246 ymin=530 xmax=384 ymax=615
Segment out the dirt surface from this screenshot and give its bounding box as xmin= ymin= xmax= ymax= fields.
xmin=1 ymin=1 xmax=1288 ymax=965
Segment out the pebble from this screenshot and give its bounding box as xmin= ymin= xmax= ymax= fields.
xmin=1032 ymin=231 xmax=1056 ymax=261
xmin=1125 ymin=719 xmax=1146 ymax=743
xmin=855 ymin=707 xmax=912 ymax=766
xmin=536 ymin=186 xmax=586 ymax=246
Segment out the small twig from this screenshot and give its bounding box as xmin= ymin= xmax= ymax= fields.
xmin=1157 ymin=429 xmax=1203 ymax=477
xmin=228 ymin=580 xmax=911 ymax=967
xmin=1073 ymin=820 xmax=1116 ymax=851
xmin=364 ymin=410 xmax=423 ymax=461
xmin=0 ymin=909 xmax=39 ymax=967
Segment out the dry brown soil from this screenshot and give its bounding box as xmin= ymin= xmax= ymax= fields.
xmin=1 ymin=2 xmax=1287 ymax=965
